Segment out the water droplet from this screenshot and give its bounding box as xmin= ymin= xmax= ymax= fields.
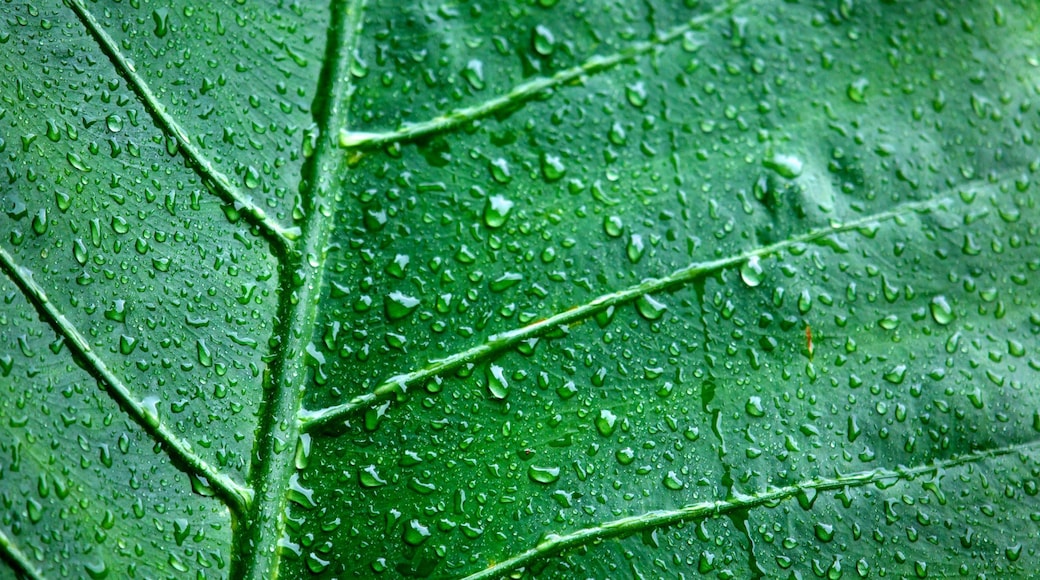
xmin=31 ymin=209 xmax=47 ymax=235
xmin=815 ymin=523 xmax=835 ymax=542
xmin=847 ymin=77 xmax=869 ymax=103
xmin=152 ymin=8 xmax=170 ymax=38
xmin=104 ymin=300 xmax=126 ymax=323
xmin=595 ymin=409 xmax=617 ymax=436
xmin=462 ymin=59 xmax=485 ymax=90
xmin=603 ymin=215 xmax=624 ymax=237
xmin=615 ymin=447 xmax=635 ymax=465
xmin=763 ymin=153 xmax=803 ymax=179
xmin=403 ymin=520 xmax=431 ymax=546
xmin=489 ymin=158 xmax=511 ymax=184
xmin=626 ymin=82 xmax=647 ymax=108
xmin=527 ymin=465 xmax=560 ymax=484
xmin=196 ymin=339 xmax=213 ymax=367
xmin=85 ymin=560 xmax=109 ymax=580
xmin=740 ymin=256 xmax=764 ymax=287
xmin=626 ymin=234 xmax=645 ymax=263
xmin=531 ymin=25 xmax=555 ymax=56
xmin=105 ymin=114 xmax=123 ymax=133
xmin=541 ymin=153 xmax=566 ymax=181
xmin=662 ymin=471 xmax=684 ymax=490
xmin=883 ymin=364 xmax=907 ymax=384
xmin=488 ymin=364 xmax=509 ymax=399
xmin=483 ymin=195 xmax=514 ymax=228
xmin=926 ymin=295 xmax=954 ymax=326
xmin=608 ymin=122 xmax=627 ymax=146
xmin=384 ymin=292 xmax=419 ymax=321
xmin=635 ymin=295 xmax=667 ymax=321
xmin=745 ymin=396 xmax=765 ymax=417
xmin=359 ymin=465 xmax=387 ymax=488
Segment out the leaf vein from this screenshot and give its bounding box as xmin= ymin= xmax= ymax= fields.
xmin=462 ymin=439 xmax=1040 ymax=580
xmin=299 ymin=196 xmax=946 ymax=432
xmin=0 ymin=246 xmax=252 ymax=516
xmin=0 ymin=527 xmax=45 ymax=580
xmin=337 ymin=0 xmax=745 ymax=149
xmin=66 ymin=0 xmax=298 ymax=247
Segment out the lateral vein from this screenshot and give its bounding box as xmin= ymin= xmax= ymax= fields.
xmin=0 ymin=527 xmax=46 ymax=580
xmin=66 ymin=0 xmax=298 ymax=247
xmin=0 ymin=246 xmax=252 ymax=515
xmin=299 ymin=196 xmax=946 ymax=432
xmin=337 ymin=0 xmax=745 ymax=149
xmin=463 ymin=439 xmax=1040 ymax=580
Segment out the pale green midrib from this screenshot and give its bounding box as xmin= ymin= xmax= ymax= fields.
xmin=235 ymin=0 xmax=367 ymax=576
xmin=337 ymin=0 xmax=744 ymax=149
xmin=298 ymin=196 xmax=946 ymax=432
xmin=0 ymin=527 xmax=45 ymax=580
xmin=0 ymin=246 xmax=252 ymax=515
xmin=462 ymin=439 xmax=1040 ymax=580
xmin=66 ymin=0 xmax=298 ymax=247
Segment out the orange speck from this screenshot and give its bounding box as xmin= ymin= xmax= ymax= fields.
xmin=805 ymin=324 xmax=814 ymax=360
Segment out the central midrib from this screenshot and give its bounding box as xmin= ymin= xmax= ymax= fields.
xmin=234 ymin=0 xmax=367 ymax=576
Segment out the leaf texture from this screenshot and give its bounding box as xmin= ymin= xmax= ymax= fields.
xmin=2 ymin=1 xmax=1040 ymax=578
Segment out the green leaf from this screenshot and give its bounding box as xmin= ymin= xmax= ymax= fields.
xmin=3 ymin=0 xmax=1040 ymax=578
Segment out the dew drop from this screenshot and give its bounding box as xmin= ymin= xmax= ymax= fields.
xmin=595 ymin=409 xmax=617 ymax=436
xmin=527 ymin=465 xmax=561 ymax=484
xmin=740 ymin=256 xmax=764 ymax=287
xmin=384 ymin=291 xmax=420 ymax=321
xmin=929 ymin=295 xmax=954 ymax=325
xmin=488 ymin=364 xmax=509 ymax=399
xmin=403 ymin=520 xmax=431 ymax=546
xmin=462 ymin=59 xmax=485 ymax=90
xmin=483 ymin=195 xmax=514 ymax=228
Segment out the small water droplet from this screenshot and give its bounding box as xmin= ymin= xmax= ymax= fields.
xmin=488 ymin=364 xmax=509 ymax=399
xmin=403 ymin=520 xmax=431 ymax=546
xmin=740 ymin=256 xmax=764 ymax=287
xmin=929 ymin=296 xmax=954 ymax=325
xmin=483 ymin=195 xmax=514 ymax=228
xmin=635 ymin=295 xmax=667 ymax=321
xmin=462 ymin=59 xmax=485 ymax=90
xmin=489 ymin=158 xmax=511 ymax=184
xmin=847 ymin=77 xmax=869 ymax=103
xmin=527 ymin=465 xmax=560 ymax=484
xmin=105 ymin=114 xmax=123 ymax=133
xmin=595 ymin=409 xmax=617 ymax=436
xmin=531 ymin=25 xmax=555 ymax=56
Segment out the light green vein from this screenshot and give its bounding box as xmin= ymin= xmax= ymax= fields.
xmin=66 ymin=0 xmax=299 ymax=247
xmin=461 ymin=439 xmax=1040 ymax=580
xmin=0 ymin=528 xmax=45 ymax=580
xmin=235 ymin=0 xmax=367 ymax=575
xmin=337 ymin=0 xmax=744 ymax=149
xmin=299 ymin=196 xmax=947 ymax=433
xmin=0 ymin=246 xmax=253 ymax=516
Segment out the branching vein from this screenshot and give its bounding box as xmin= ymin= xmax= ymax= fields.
xmin=0 ymin=528 xmax=45 ymax=580
xmin=462 ymin=439 xmax=1040 ymax=580
xmin=299 ymin=196 xmax=947 ymax=432
xmin=0 ymin=246 xmax=252 ymax=516
xmin=66 ymin=0 xmax=298 ymax=247
xmin=337 ymin=0 xmax=745 ymax=149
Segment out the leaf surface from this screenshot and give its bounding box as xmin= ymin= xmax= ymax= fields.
xmin=2 ymin=0 xmax=1040 ymax=578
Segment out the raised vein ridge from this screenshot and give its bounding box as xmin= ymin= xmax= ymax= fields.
xmin=235 ymin=0 xmax=368 ymax=575
xmin=66 ymin=0 xmax=298 ymax=247
xmin=299 ymin=195 xmax=946 ymax=432
xmin=0 ymin=527 xmax=45 ymax=580
xmin=463 ymin=439 xmax=1040 ymax=580
xmin=0 ymin=246 xmax=252 ymax=516
xmin=337 ymin=0 xmax=744 ymax=149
